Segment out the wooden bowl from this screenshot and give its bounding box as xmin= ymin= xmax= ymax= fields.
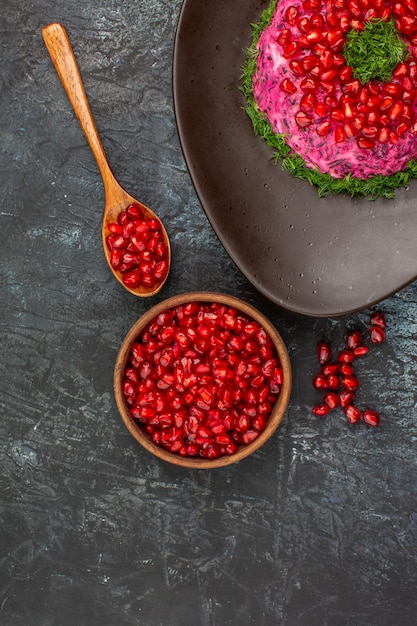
xmin=114 ymin=292 xmax=292 ymax=468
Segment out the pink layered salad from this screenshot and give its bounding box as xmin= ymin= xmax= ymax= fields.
xmin=252 ymin=0 xmax=417 ymax=179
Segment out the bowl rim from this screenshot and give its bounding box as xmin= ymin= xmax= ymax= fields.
xmin=114 ymin=291 xmax=292 ymax=468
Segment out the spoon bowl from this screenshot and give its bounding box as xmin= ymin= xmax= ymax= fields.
xmin=42 ymin=22 xmax=171 ymax=297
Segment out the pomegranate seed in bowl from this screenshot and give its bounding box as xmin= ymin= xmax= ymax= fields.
xmin=114 ymin=293 xmax=292 ymax=468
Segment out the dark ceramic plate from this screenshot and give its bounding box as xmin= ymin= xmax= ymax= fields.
xmin=173 ymin=0 xmax=417 ymax=317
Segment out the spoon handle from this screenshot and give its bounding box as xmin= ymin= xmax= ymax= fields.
xmin=42 ymin=23 xmax=122 ymax=202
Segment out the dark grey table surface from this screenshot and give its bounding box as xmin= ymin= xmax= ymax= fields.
xmin=2 ymin=1 xmax=417 ymax=624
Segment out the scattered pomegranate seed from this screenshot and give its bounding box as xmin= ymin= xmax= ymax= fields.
xmin=339 ymin=362 xmax=354 ymax=376
xmin=370 ymin=311 xmax=386 ymax=328
xmin=317 ymin=341 xmax=332 ymax=364
xmin=363 ymin=409 xmax=381 ymax=427
xmin=353 ymin=345 xmax=369 ymax=357
xmin=370 ymin=326 xmax=385 ymax=344
xmin=341 ymin=375 xmax=360 ymax=391
xmin=122 ymin=302 xmax=284 ymax=459
xmin=344 ymin=405 xmax=362 ymax=424
xmin=313 ymin=403 xmax=330 ymax=417
xmin=327 ymin=374 xmax=340 ymax=389
xmin=313 ymin=374 xmax=329 ymax=390
xmin=338 ymin=349 xmax=354 ymax=363
xmin=345 ymin=330 xmax=363 ymax=350
xmin=324 ymin=391 xmax=340 ymax=409
xmin=106 ymin=204 xmax=168 ymax=291
xmin=312 ymin=311 xmax=386 ymax=426
xmin=339 ymin=390 xmax=355 ymax=408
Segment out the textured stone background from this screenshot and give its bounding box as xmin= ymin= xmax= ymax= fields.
xmin=1 ymin=0 xmax=417 ymax=624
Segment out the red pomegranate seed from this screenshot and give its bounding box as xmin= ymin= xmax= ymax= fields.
xmin=339 ymin=390 xmax=355 ymax=408
xmin=302 ymin=54 xmax=320 ymax=72
xmin=110 ymin=249 xmax=123 ymax=269
xmin=303 ymin=0 xmax=322 ymax=11
xmin=252 ymin=415 xmax=268 ymax=431
xmin=313 ymin=374 xmax=329 ymax=390
xmin=327 ymin=374 xmax=340 ymax=390
xmin=123 ymin=269 xmax=142 ymax=288
xmin=316 ymin=120 xmax=332 ymax=136
xmin=311 ymin=12 xmax=324 ymax=29
xmin=324 ymin=391 xmax=340 ymax=410
xmin=277 ymin=28 xmax=291 ymax=46
xmin=344 ymin=79 xmax=361 ymax=94
xmin=389 ymin=130 xmax=399 ymax=144
xmin=326 ymin=12 xmax=338 ymax=27
xmin=357 ymin=137 xmax=375 ymax=150
xmin=320 ymin=68 xmax=338 ymax=82
xmin=108 ymin=222 xmax=123 ymax=234
xmin=404 ymin=0 xmax=417 ymax=11
xmin=342 ymin=375 xmax=360 ymax=391
xmin=344 ymin=405 xmax=362 ymax=424
xmin=301 ymin=92 xmax=317 ymax=111
xmin=315 ymin=102 xmax=328 ymax=117
xmin=382 ymin=83 xmax=401 ymax=97
xmin=126 ymin=204 xmax=142 ymax=219
xmin=107 ymin=234 xmax=127 ymax=250
xmin=289 ymin=60 xmax=305 ymax=77
xmin=301 ymin=76 xmax=319 ymax=92
xmin=338 ymin=349 xmax=354 ymax=363
xmin=297 ymin=16 xmax=312 ymax=33
xmin=306 ymin=29 xmax=323 ymax=43
xmin=370 ymin=311 xmax=386 ymax=328
xmin=295 ymin=111 xmax=312 ymax=127
xmin=344 ymin=122 xmax=356 ymax=138
xmin=353 ymin=345 xmax=369 ymax=357
xmin=363 ymin=409 xmax=380 ymax=427
xmin=393 ymin=62 xmax=408 ymax=78
xmin=345 ymin=330 xmax=363 ymax=350
xmin=321 ymin=362 xmax=340 ymax=375
xmin=319 ymin=49 xmax=334 ymax=69
xmin=281 ymin=78 xmax=297 ymax=94
xmin=335 ymin=126 xmax=347 ymax=143
xmin=370 ymin=326 xmax=385 ymax=344
xmin=283 ymin=41 xmax=300 ymax=58
xmin=313 ymin=403 xmax=330 ymax=417
xmin=242 ymin=430 xmax=260 ymax=445
xmin=285 ymin=6 xmax=299 ymax=25
xmin=339 ymin=362 xmax=354 ymax=376
xmin=339 ymin=66 xmax=353 ymax=83
xmin=377 ymin=128 xmax=389 ymax=144
xmin=347 ymin=0 xmax=362 ymax=17
xmin=186 ymin=443 xmax=200 ymax=456
xmin=317 ymin=341 xmax=332 ymax=364
xmin=331 ymin=109 xmax=345 ymax=123
xmin=398 ymin=15 xmax=417 ymax=35
xmin=389 ymin=102 xmax=404 ymax=120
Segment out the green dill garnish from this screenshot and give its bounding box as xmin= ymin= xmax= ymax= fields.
xmin=240 ymin=0 xmax=417 ymax=200
xmin=343 ymin=19 xmax=409 ymax=84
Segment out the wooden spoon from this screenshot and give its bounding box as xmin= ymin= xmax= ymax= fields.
xmin=42 ymin=22 xmax=171 ymax=297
